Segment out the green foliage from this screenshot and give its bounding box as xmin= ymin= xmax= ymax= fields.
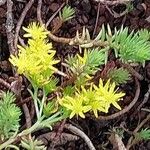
xmin=21 ymin=137 xmax=47 ymax=150
xmin=84 ymin=49 xmax=105 ymax=74
xmin=43 ymin=77 xmax=58 ymax=95
xmin=63 ymin=85 xmax=76 ymax=96
xmin=3 ymin=144 xmax=19 ymax=150
xmin=0 ymin=110 xmax=64 ymax=149
xmin=111 ymin=26 xmax=150 ymax=63
xmin=43 ymin=101 xmax=58 ymax=117
xmin=59 ymin=5 xmax=75 ymax=22
xmin=66 ymin=49 xmax=105 ymax=86
xmin=78 ymin=25 xmax=150 ymax=64
xmin=0 ymin=92 xmax=21 ymax=140
xmin=138 ymin=29 xmax=150 ymax=41
xmin=135 ymin=128 xmax=150 ymax=141
xmin=108 ymin=67 xmax=131 ymax=85
xmin=126 ymin=1 xmax=134 ymax=12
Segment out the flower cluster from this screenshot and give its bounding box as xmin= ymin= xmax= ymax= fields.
xmin=66 ymin=49 xmax=105 ymax=87
xmin=59 ymin=79 xmax=125 ymax=118
xmin=9 ymin=22 xmax=59 ymax=92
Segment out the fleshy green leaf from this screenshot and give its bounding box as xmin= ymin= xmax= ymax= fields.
xmin=135 ymin=128 xmax=150 ymax=141
xmin=112 ymin=27 xmax=150 ymax=63
xmin=59 ymin=5 xmax=75 ymax=22
xmin=0 ymin=92 xmax=21 ymax=140
xmin=108 ymin=67 xmax=131 ymax=85
xmin=21 ymin=136 xmax=47 ymax=150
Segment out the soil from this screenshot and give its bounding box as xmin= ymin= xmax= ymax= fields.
xmin=0 ymin=0 xmax=150 ymax=149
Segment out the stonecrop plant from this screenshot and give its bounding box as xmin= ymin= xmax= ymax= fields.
xmin=8 ymin=22 xmax=134 ymax=121
xmin=1 ymin=21 xmax=149 ymax=149
xmin=0 ymin=23 xmax=65 ymax=149
xmin=8 ymin=22 xmax=126 ymax=121
xmin=9 ymin=22 xmax=59 ymax=94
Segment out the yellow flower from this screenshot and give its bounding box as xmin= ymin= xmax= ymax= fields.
xmin=59 ymin=79 xmax=125 ymax=119
xmin=23 ymin=22 xmax=48 ymax=39
xmin=89 ymin=100 xmax=106 ymax=118
xmin=59 ymin=94 xmax=91 ymax=119
xmin=80 ymin=85 xmax=105 ymax=118
xmin=9 ymin=22 xmax=59 ymax=92
xmin=94 ymin=78 xmax=125 ymax=113
xmin=77 ymin=49 xmax=88 ymax=65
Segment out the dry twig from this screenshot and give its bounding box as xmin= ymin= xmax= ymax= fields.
xmin=109 ymin=132 xmax=127 ymax=150
xmin=48 ymin=31 xmax=72 ymax=44
xmin=64 ymin=124 xmax=96 ymax=150
xmin=95 ymin=0 xmax=131 ymax=5
xmin=0 ymin=78 xmax=11 ymax=89
xmin=21 ymin=98 xmax=32 ymax=128
xmin=137 ymin=83 xmax=150 ymax=111
xmin=105 ymin=4 xmax=128 ymax=18
xmin=18 ymin=100 xmax=34 ymax=131
xmin=36 ymin=1 xmax=69 ymax=78
xmin=30 ymin=100 xmax=35 ymax=120
xmin=14 ymin=0 xmax=34 ymax=51
xmin=6 ymin=0 xmax=15 ymax=54
xmin=0 ymin=0 xmax=6 ymax=6
xmin=37 ymin=132 xmax=79 ymax=146
xmin=49 ymin=120 xmax=66 ymax=148
xmin=46 ymin=2 xmax=65 ymax=28
xmin=18 ymin=36 xmax=26 ymax=47
xmin=38 ymin=8 xmax=109 ymax=48
xmin=17 ymin=96 xmax=32 ymax=106
xmin=48 ymin=31 xmax=109 ymax=47
xmin=92 ymin=2 xmax=101 ymax=38
xmin=37 ymin=0 xmax=43 ymax=25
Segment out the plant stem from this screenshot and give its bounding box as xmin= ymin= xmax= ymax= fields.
xmin=0 ymin=120 xmax=41 ymax=149
xmin=39 ymin=89 xmax=46 ymax=117
xmin=33 ymin=87 xmax=40 ymax=119
xmin=19 ymin=119 xmax=41 ymax=135
xmin=0 ymin=112 xmax=64 ymax=149
xmin=0 ymin=138 xmax=16 ymax=149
